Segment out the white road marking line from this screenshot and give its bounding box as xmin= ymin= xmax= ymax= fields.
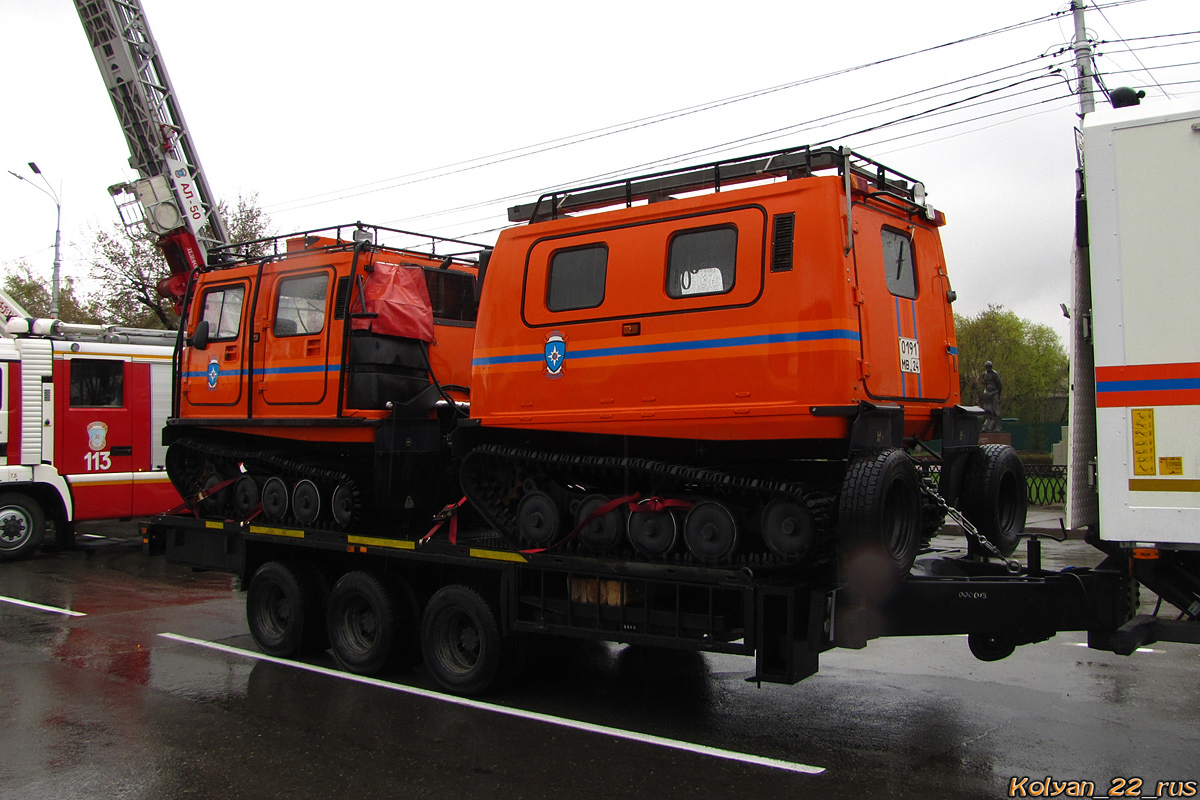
xmin=1069 ymin=642 xmax=1162 ymax=653
xmin=158 ymin=632 xmax=824 ymax=776
xmin=0 ymin=595 xmax=87 ymax=616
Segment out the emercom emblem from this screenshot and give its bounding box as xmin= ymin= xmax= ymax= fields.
xmin=544 ymin=331 xmax=566 ymax=379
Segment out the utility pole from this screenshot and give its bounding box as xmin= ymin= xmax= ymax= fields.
xmin=1065 ymin=0 xmax=1099 ymax=530
xmin=1072 ymin=0 xmax=1096 ymax=116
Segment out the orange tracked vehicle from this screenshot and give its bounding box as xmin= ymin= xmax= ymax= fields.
xmin=164 ymin=146 xmax=1026 ymax=577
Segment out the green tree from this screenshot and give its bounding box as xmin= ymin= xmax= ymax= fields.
xmin=954 ymin=304 xmax=1068 ymax=425
xmin=88 ymin=193 xmax=273 ymax=330
xmin=1 ymin=261 xmax=106 ymax=324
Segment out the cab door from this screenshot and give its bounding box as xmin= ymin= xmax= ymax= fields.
xmin=855 ymin=211 xmax=952 ymax=402
xmin=181 ymin=279 xmax=251 ymax=413
xmin=253 ymin=268 xmax=336 ymax=412
xmin=59 ymin=357 xmax=133 ymax=519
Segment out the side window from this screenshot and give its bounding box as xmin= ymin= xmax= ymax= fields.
xmin=200 ymin=285 xmax=246 ymax=341
xmin=881 ymin=228 xmax=917 ymax=299
xmin=425 ymin=269 xmax=478 ymax=322
xmin=274 ymin=273 xmax=330 ymax=337
xmin=667 ymin=226 xmax=737 ymax=298
xmin=547 ymin=245 xmax=607 ymax=312
xmin=70 ymin=359 xmax=124 ymax=408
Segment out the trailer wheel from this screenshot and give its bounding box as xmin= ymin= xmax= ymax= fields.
xmin=959 ymin=444 xmax=1026 ymax=557
xmin=0 ymin=493 xmax=45 ymax=562
xmin=246 ymin=561 xmax=324 ymax=658
xmin=968 ymin=632 xmax=1016 ymax=662
xmin=422 ymin=585 xmax=508 ymax=695
xmin=838 ymin=449 xmax=921 ymax=576
xmin=327 ymin=571 xmax=407 ymax=676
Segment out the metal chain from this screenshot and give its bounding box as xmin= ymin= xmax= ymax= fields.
xmin=919 ymin=477 xmax=1022 ymax=574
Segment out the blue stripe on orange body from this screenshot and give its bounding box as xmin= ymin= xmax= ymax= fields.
xmin=472 ymin=328 xmax=862 ymax=368
xmin=1096 ymin=362 xmax=1200 ymax=407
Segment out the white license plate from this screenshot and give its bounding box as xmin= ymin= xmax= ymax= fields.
xmin=899 ymin=337 xmax=921 ymax=373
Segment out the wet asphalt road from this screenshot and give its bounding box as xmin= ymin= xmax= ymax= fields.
xmin=1 ymin=525 xmax=1198 ymax=800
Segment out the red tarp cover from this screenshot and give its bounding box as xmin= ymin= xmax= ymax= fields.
xmin=350 ymin=262 xmax=435 ymax=342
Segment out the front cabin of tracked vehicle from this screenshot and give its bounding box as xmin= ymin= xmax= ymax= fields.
xmin=167 ymin=226 xmax=487 ymax=530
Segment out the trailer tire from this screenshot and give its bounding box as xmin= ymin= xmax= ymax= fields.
xmin=959 ymin=444 xmax=1026 ymax=557
xmin=838 ymin=449 xmax=921 ymax=576
xmin=968 ymin=632 xmax=1016 ymax=662
xmin=327 ymin=571 xmax=405 ymax=676
xmin=422 ymin=585 xmax=508 ymax=696
xmin=246 ymin=561 xmax=324 ymax=658
xmin=0 ymin=493 xmax=45 ymax=562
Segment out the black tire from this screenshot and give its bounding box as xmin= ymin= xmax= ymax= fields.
xmin=968 ymin=632 xmax=1016 ymax=662
xmin=246 ymin=561 xmax=325 ymax=658
xmin=0 ymin=493 xmax=46 ymax=562
xmin=327 ymin=571 xmax=405 ymax=675
xmin=959 ymin=444 xmax=1027 ymax=557
xmin=838 ymin=449 xmax=922 ymax=576
xmin=422 ymin=585 xmax=509 ymax=695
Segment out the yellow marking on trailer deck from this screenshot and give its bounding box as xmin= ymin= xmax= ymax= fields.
xmin=249 ymin=525 xmax=305 ymax=539
xmin=1129 ymin=479 xmax=1200 ymax=492
xmin=346 ymin=536 xmax=416 ymax=550
xmin=469 ymin=548 xmax=528 ymax=563
xmin=205 ymin=520 xmax=224 ymax=530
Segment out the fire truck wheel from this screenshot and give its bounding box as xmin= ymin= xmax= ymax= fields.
xmin=838 ymin=449 xmax=922 ymax=576
xmin=246 ymin=561 xmax=324 ymax=657
xmin=0 ymin=493 xmax=45 ymax=562
xmin=327 ymin=570 xmax=412 ymax=676
xmin=422 ymin=585 xmax=506 ymax=695
xmin=959 ymin=444 xmax=1027 ymax=557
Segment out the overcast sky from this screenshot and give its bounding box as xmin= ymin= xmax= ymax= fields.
xmin=3 ymin=0 xmax=1198 ymax=341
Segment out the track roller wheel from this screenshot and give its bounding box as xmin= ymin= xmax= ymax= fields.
xmin=838 ymin=448 xmax=922 ymax=576
xmin=262 ymin=477 xmax=289 ymax=522
xmin=683 ymin=502 xmax=739 ymax=563
xmin=422 ymin=585 xmax=519 ymax=696
xmin=292 ymin=479 xmax=321 ymax=525
xmin=760 ymin=499 xmax=816 ymax=561
xmin=233 ymin=476 xmax=260 ymax=518
xmin=246 ymin=561 xmax=326 ymax=658
xmin=576 ymin=494 xmax=623 ymax=554
xmin=627 ymin=508 xmax=678 ymax=557
xmin=199 ymin=472 xmax=229 ymax=517
xmin=331 ymin=483 xmax=358 ymax=530
xmin=517 ymin=491 xmax=560 ymax=546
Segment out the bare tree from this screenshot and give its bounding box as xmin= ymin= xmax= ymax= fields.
xmin=88 ymin=193 xmax=274 ymax=329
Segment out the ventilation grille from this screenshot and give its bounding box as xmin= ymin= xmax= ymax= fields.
xmin=771 ymin=213 xmax=795 ymax=272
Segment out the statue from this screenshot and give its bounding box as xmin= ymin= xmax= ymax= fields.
xmin=979 ymin=360 xmax=1003 ymax=432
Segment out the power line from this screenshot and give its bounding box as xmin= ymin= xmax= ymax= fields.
xmin=265 ymin=10 xmax=1065 ymax=216
xmin=1090 ymin=1 xmax=1172 ymax=97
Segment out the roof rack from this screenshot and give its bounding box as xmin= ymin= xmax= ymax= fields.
xmin=207 ymin=222 xmax=493 ymax=269
xmin=507 ymin=145 xmax=930 ymax=223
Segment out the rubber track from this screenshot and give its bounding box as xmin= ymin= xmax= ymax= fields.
xmin=170 ymin=437 xmax=365 ymax=529
xmin=460 ymin=443 xmax=835 ymax=571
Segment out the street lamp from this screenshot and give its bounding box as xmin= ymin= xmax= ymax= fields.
xmin=8 ymin=161 xmax=62 ymax=319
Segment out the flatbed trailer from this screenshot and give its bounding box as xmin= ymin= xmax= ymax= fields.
xmin=143 ymin=513 xmax=1159 ymax=694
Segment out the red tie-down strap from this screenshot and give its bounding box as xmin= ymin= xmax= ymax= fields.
xmin=520 ymin=494 xmax=695 ymax=554
xmin=166 ymin=476 xmax=239 ymax=518
xmin=421 ymin=497 xmax=469 ymax=546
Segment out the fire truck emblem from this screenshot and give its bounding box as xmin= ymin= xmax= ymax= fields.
xmin=86 ymin=421 xmax=109 ymax=452
xmin=207 ymin=359 xmax=220 ymax=389
xmin=544 ymin=332 xmax=566 ymax=379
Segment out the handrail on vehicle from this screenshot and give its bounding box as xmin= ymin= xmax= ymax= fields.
xmin=205 ymin=222 xmax=493 ymax=270
xmin=507 ymin=144 xmax=931 ymax=224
